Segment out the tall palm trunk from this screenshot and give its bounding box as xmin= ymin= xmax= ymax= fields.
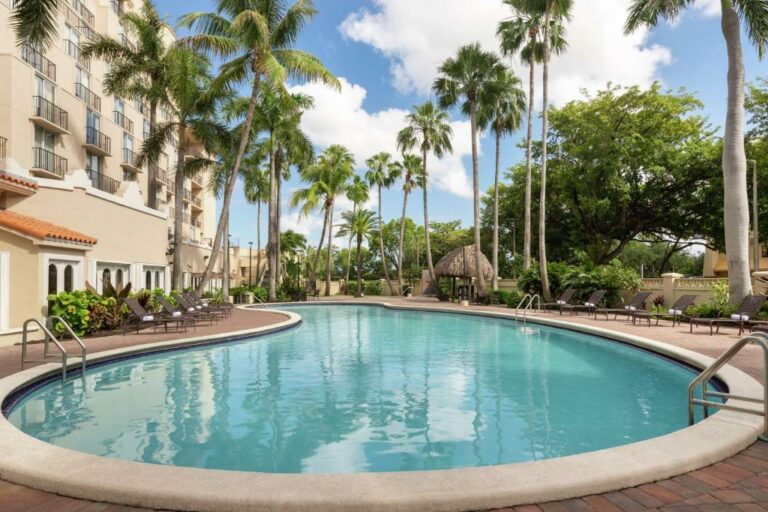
xmin=308 ymin=205 xmax=329 ymax=292
xmin=345 ymin=206 xmax=355 ymax=294
xmin=492 ymin=124 xmax=501 ymax=291
xmin=422 ymin=148 xmax=438 ymax=295
xmin=223 ymin=216 xmax=230 ymax=300
xmin=172 ymin=124 xmax=186 ymax=291
xmin=196 ymin=75 xmax=261 ymax=294
xmin=325 ymin=201 xmax=335 ymax=296
xmin=470 ymin=100 xmax=485 ymax=293
xmin=256 ymin=201 xmax=263 ymax=286
xmin=539 ymin=2 xmax=552 ymax=301
xmin=523 ymin=49 xmax=536 ymax=270
xmin=148 ymin=102 xmax=158 ymax=210
xmin=721 ymin=1 xmax=752 ymax=302
xmin=267 ymin=136 xmax=277 ymax=301
xmin=397 ymin=187 xmax=410 ymax=294
xmin=275 ymin=163 xmax=282 ymax=287
xmin=355 ymin=234 xmax=364 ymax=297
xmin=379 ymin=186 xmax=396 ymax=296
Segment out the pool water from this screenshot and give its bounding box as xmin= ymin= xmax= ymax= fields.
xmin=6 ymin=305 xmax=710 ymax=473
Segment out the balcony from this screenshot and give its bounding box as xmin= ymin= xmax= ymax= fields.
xmin=192 ymin=217 xmax=202 ymax=228
xmin=156 ymin=168 xmax=168 ymax=184
xmin=31 ymin=97 xmax=69 ymax=134
xmin=32 ymin=147 xmax=67 ymax=178
xmin=21 ymin=45 xmax=56 ymax=81
xmin=190 ymin=171 xmax=204 ymax=188
xmin=113 ymin=110 xmax=133 ymax=133
xmin=111 ymin=0 xmax=124 ymax=16
xmin=0 ymin=137 xmax=6 ymax=158
xmin=120 ymin=33 xmax=136 ymax=52
xmin=83 ymin=126 xmax=111 ymax=156
xmin=63 ymin=39 xmax=90 ymax=71
xmin=72 ymin=0 xmax=95 ymax=27
xmin=75 ymin=83 xmax=101 ymax=112
xmin=87 ymin=169 xmax=121 ymax=195
xmin=120 ymin=148 xmax=141 ymax=173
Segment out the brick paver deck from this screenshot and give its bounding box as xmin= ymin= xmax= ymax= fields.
xmin=0 ymin=299 xmax=766 ymax=511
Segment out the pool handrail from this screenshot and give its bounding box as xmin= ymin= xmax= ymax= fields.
xmin=21 ymin=316 xmax=86 ymax=381
xmin=687 ymin=331 xmax=768 ymax=438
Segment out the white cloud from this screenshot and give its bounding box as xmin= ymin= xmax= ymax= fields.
xmin=288 ymin=78 xmax=474 ymax=199
xmin=340 ymin=0 xmax=673 ymax=105
xmin=694 ymin=0 xmax=720 ymax=17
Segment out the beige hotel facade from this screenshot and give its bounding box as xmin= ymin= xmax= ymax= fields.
xmin=0 ymin=0 xmax=222 ymax=345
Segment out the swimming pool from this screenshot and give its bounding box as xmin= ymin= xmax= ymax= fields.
xmin=6 ymin=304 xmax=714 ymax=474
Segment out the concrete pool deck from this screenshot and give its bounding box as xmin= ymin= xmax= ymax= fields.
xmin=0 ymin=298 xmax=766 ymax=511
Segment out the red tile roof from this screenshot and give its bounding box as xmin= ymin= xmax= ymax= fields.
xmin=0 ymin=210 xmax=97 ymax=245
xmin=0 ymin=171 xmax=38 ymax=191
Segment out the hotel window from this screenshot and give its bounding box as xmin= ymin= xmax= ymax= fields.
xmin=85 ymin=151 xmax=100 ymax=173
xmin=145 ymin=271 xmax=152 ymax=290
xmin=102 ymin=268 xmax=111 ymax=288
xmin=86 ymin=108 xmax=99 ymax=131
xmin=143 ymin=119 xmax=150 ymax=139
xmin=116 ymin=268 xmax=123 ymax=288
xmin=48 ymin=264 xmax=57 ymax=296
xmin=34 ymin=126 xmax=55 ymax=152
xmin=35 ymin=75 xmax=55 ymax=103
xmin=46 ymin=258 xmax=81 ymax=296
xmin=76 ymin=66 xmax=90 ymax=88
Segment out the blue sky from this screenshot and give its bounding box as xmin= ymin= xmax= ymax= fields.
xmin=160 ymin=0 xmax=767 ymax=246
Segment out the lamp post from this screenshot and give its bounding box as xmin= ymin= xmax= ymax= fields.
xmin=749 ymin=159 xmax=760 ymax=273
xmin=248 ymin=241 xmax=253 ymax=288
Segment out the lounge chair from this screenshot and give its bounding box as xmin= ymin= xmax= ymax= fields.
xmin=174 ymin=293 xmax=227 ymax=321
xmin=559 ymin=290 xmax=607 ymax=316
xmin=157 ymin=296 xmax=212 ymax=328
xmin=632 ymin=295 xmax=697 ymax=327
xmin=185 ymin=292 xmax=233 ymax=317
xmin=594 ymin=291 xmax=652 ymax=321
xmin=689 ymin=295 xmax=767 ymax=336
xmin=123 ymin=298 xmax=188 ymax=334
xmin=542 ymin=288 xmax=577 ymax=315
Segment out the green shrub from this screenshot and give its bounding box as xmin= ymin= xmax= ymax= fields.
xmin=48 ymin=291 xmax=91 ymax=336
xmin=363 ymin=280 xmax=383 ymax=296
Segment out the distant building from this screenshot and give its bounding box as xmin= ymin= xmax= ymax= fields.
xmin=703 ymin=240 xmax=768 ymax=277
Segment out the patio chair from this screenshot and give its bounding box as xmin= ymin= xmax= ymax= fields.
xmin=174 ymin=293 xmax=226 ymax=321
xmin=542 ymin=288 xmax=577 ymax=315
xmin=157 ymin=296 xmax=212 ymax=328
xmin=632 ymin=295 xmax=697 ymax=327
xmin=184 ymin=292 xmax=232 ymax=318
xmin=122 ymin=298 xmax=188 ymax=335
xmin=594 ymin=291 xmax=652 ymax=321
xmin=689 ymin=295 xmax=767 ymax=336
xmin=559 ymin=290 xmax=607 ymax=316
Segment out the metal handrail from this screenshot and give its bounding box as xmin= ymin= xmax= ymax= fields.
xmin=688 ymin=331 xmax=768 ymax=438
xmin=522 ymin=294 xmax=541 ymax=321
xmin=253 ymin=295 xmax=269 ymax=309
xmin=514 ymin=294 xmax=540 ymax=320
xmin=21 ymin=317 xmax=86 ymax=381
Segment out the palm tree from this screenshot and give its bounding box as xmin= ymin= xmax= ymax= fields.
xmin=337 ymin=209 xmax=377 ymax=297
xmin=396 ymin=102 xmax=454 ymax=296
xmin=478 ymin=69 xmax=526 ymax=290
xmin=290 ymin=145 xmax=354 ymax=296
xmin=397 ymin=154 xmax=423 ymax=292
xmin=365 ymin=152 xmax=402 ymax=295
xmin=180 ymin=0 xmax=339 ymax=295
xmin=11 ymin=0 xmax=58 ymax=47
xmin=243 ymin=162 xmax=270 ymax=286
xmin=343 ymin=175 xmax=370 ymax=293
xmin=80 ymin=1 xmax=172 ymax=210
xmin=434 ymin=43 xmax=505 ymax=295
xmin=497 ymin=5 xmax=567 ymax=270
xmin=139 ymin=47 xmax=228 ymax=291
xmin=626 ymin=1 xmax=768 ymax=303
xmin=280 ymin=230 xmax=307 ymax=287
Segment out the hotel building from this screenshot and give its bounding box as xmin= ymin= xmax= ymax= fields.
xmin=0 ymin=0 xmax=220 ymax=345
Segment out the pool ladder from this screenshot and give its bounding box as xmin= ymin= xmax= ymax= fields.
xmin=21 ymin=316 xmax=86 ymax=382
xmin=688 ymin=331 xmax=768 ymax=439
xmin=514 ymin=294 xmax=541 ymax=324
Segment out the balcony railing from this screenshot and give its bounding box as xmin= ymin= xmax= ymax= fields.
xmin=72 ymin=0 xmax=94 ymax=27
xmin=0 ymin=137 xmax=6 ymax=158
xmin=21 ymin=45 xmax=56 ymax=81
xmin=156 ymin=168 xmax=168 ymax=184
xmin=87 ymin=169 xmax=121 ymax=194
xmin=122 ymin=148 xmax=140 ymax=168
xmin=119 ymin=33 xmax=135 ymax=52
xmin=113 ymin=110 xmax=133 ymax=133
xmin=183 ymin=189 xmax=192 ymax=202
xmin=75 ymin=83 xmax=101 ymax=111
xmin=193 ymin=196 xmax=202 ymax=208
xmin=85 ymin=126 xmax=111 ymax=154
xmin=33 ymin=96 xmax=69 ymax=131
xmin=63 ymin=39 xmax=90 ymax=70
xmin=33 ymin=147 xmax=67 ymax=178
xmin=111 ymin=0 xmax=124 ymax=16
xmin=192 ymin=217 xmax=202 ymax=228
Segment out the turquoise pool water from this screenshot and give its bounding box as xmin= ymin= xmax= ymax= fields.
xmin=6 ymin=305 xmax=708 ymax=473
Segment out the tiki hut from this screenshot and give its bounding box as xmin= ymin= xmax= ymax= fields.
xmin=434 ymin=245 xmax=493 ymax=300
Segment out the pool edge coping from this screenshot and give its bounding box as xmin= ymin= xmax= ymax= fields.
xmin=0 ymin=301 xmax=761 ymax=512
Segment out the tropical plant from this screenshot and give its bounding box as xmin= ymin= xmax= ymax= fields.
xmin=497 ymin=4 xmax=567 ymax=270
xmin=343 ymin=175 xmax=370 ymax=293
xmin=625 ymin=0 xmax=768 ymax=303
xmin=397 ymin=154 xmax=424 ymax=293
xmin=477 ymin=68 xmax=526 ymax=290
xmin=280 ymin=229 xmax=307 ymax=287
xmin=290 ymin=145 xmax=355 ymax=295
xmin=365 ymin=152 xmax=402 ymax=295
xmin=243 ymin=162 xmax=270 ymax=287
xmin=81 ymin=1 xmax=172 ymax=210
xmin=180 ymin=0 xmax=339 ymax=296
xmin=139 ymin=47 xmax=228 ymax=291
xmin=396 ymin=101 xmax=454 ymax=296
xmin=337 ymin=209 xmax=377 ymax=297
xmin=434 ymin=42 xmax=505 ymax=294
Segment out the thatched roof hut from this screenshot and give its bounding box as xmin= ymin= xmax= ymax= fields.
xmin=434 ymin=245 xmax=493 ymax=280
